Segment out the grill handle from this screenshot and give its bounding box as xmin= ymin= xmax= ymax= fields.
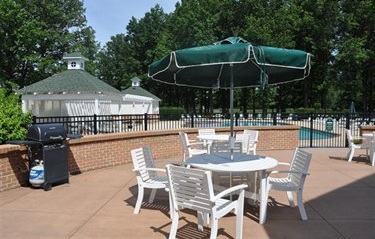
xmin=49 ymin=136 xmax=64 ymax=140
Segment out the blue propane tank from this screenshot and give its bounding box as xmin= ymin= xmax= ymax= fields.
xmin=29 ymin=161 xmax=44 ymax=187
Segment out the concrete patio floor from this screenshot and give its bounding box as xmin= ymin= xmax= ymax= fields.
xmin=1 ymin=148 xmax=375 ymax=239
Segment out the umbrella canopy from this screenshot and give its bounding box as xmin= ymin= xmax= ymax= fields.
xmin=148 ymin=37 xmax=312 ymax=155
xmin=148 ymin=37 xmax=311 ymax=89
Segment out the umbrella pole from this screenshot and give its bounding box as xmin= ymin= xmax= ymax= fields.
xmin=230 ymin=63 xmax=234 ymax=161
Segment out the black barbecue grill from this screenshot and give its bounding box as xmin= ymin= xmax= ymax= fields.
xmin=7 ymin=123 xmax=70 ymax=191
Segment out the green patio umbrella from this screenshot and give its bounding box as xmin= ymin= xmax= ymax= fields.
xmin=148 ymin=37 xmax=312 ymax=155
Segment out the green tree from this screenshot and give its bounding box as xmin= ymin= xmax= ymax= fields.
xmin=0 ymin=0 xmax=98 ymax=89
xmin=334 ymin=0 xmax=375 ymax=113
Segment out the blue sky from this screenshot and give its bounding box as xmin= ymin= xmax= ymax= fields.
xmin=84 ymin=0 xmax=178 ymax=46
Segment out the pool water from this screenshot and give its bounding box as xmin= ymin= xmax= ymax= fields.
xmin=195 ymin=121 xmax=336 ymax=140
xmin=299 ymin=127 xmax=336 ymax=140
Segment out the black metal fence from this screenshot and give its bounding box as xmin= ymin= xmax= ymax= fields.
xmin=33 ymin=112 xmax=375 ymax=148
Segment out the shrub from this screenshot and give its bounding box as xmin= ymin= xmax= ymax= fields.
xmin=159 ymin=107 xmax=185 ymax=120
xmin=0 ymin=89 xmax=32 ymax=143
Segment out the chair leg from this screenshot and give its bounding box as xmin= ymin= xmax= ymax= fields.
xmin=235 ymin=191 xmax=245 ymax=239
xmin=286 ymin=191 xmax=295 ymax=207
xmin=197 ymin=211 xmax=208 ymax=231
xmin=297 ymin=189 xmax=308 ymax=220
xmin=168 ymin=211 xmax=179 ymax=239
xmin=210 ymin=218 xmax=219 ymax=239
xmin=134 ymin=185 xmax=144 ymax=214
xmin=148 ymin=188 xmax=157 ymax=203
xmin=347 ymin=147 xmax=354 ymax=162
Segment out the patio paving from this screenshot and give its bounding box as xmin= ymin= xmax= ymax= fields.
xmin=1 ymin=148 xmax=375 ymax=239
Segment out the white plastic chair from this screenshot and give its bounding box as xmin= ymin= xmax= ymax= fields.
xmin=209 ymin=141 xmax=249 ymax=190
xmin=235 ymin=133 xmax=251 ymax=154
xmin=346 ymin=129 xmax=369 ymax=162
xmin=198 ymin=128 xmax=216 ymax=147
xmin=198 ymin=128 xmax=216 ymax=136
xmin=131 ymin=147 xmax=168 ymax=214
xmin=166 ymin=164 xmax=247 ymax=239
xmin=179 ymin=132 xmax=207 ymax=165
xmin=267 ymin=148 xmax=312 ymax=220
xmin=243 ymin=130 xmax=259 ymax=155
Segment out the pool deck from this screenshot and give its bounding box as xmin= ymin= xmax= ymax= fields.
xmin=1 ymin=147 xmax=375 ymax=239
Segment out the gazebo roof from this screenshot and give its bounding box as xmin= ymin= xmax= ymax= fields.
xmin=19 ymin=69 xmax=122 ymax=96
xmin=122 ymin=86 xmax=161 ymax=101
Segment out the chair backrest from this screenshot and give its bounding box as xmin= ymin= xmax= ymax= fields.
xmin=179 ymin=131 xmax=189 ymax=151
xmin=198 ymin=128 xmax=216 ymax=136
xmin=210 ymin=141 xmax=242 ymax=153
xmin=131 ymin=147 xmax=157 ymax=182
xmin=345 ymin=129 xmax=353 ymax=143
xmin=166 ymin=164 xmax=213 ymax=214
xmin=235 ymin=134 xmax=251 ymax=153
xmin=288 ymin=148 xmax=312 ymax=186
xmin=243 ymin=130 xmax=259 ymax=146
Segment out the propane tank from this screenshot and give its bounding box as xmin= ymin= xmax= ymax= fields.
xmin=29 ymin=160 xmax=44 ymax=187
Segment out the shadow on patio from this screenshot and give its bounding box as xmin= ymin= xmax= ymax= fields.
xmin=1 ymin=148 xmax=374 ymax=239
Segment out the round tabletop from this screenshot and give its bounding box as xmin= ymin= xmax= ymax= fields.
xmin=197 ymin=134 xmax=230 ymax=141
xmin=188 ymin=153 xmax=278 ymax=172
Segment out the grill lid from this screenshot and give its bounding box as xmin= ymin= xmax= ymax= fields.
xmin=27 ymin=123 xmax=67 ymax=143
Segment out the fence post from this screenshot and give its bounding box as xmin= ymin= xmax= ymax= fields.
xmin=32 ymin=116 xmax=37 ymax=124
xmin=309 ymin=113 xmax=314 ymax=147
xmin=190 ymin=113 xmax=194 ymax=128
xmin=94 ymin=114 xmax=97 ymax=135
xmin=272 ymin=113 xmax=277 ymax=125
xmin=144 ymin=113 xmax=148 ymax=131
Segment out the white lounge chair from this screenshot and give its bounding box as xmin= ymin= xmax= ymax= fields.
xmin=166 ymin=164 xmax=247 ymax=239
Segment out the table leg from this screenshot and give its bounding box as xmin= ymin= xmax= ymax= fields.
xmin=258 ymin=170 xmax=268 ymax=224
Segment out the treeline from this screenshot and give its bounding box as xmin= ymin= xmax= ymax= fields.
xmin=1 ymin=0 xmax=374 ymax=115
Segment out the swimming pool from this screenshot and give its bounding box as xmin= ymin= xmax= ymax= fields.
xmin=299 ymin=127 xmax=336 ymax=140
xmin=195 ymin=121 xmax=336 ymax=140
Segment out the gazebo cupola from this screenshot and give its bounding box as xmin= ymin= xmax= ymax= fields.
xmin=63 ymin=52 xmax=89 ymax=70
xmin=131 ymin=77 xmax=141 ymax=87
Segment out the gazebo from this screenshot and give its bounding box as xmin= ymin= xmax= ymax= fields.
xmin=121 ymin=77 xmax=160 ymax=115
xmin=19 ymin=53 xmax=124 ymax=117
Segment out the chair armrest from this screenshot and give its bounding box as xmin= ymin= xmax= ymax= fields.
xmin=132 ymin=168 xmax=166 ymax=173
xmin=213 ymin=184 xmax=248 ymax=201
xmin=269 ymin=170 xmax=309 ymax=176
xmin=190 ymin=141 xmax=206 ymax=146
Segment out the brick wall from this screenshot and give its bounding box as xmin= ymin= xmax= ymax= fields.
xmin=0 ymin=125 xmax=299 ymax=192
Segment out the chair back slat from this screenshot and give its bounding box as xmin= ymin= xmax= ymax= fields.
xmin=131 ymin=147 xmax=157 ymax=182
xmin=167 ymin=165 xmax=213 ymax=213
xmin=210 ymin=141 xmax=242 ymax=153
xmin=289 ymin=148 xmax=312 ymax=185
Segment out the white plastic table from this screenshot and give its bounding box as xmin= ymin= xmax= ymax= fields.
xmin=188 ymin=152 xmax=278 ymax=224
